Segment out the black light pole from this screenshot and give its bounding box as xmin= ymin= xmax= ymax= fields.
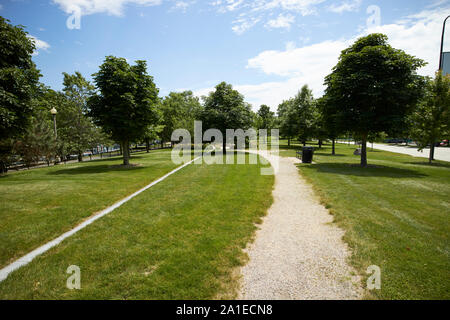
xmin=439 ymin=15 xmax=450 ymax=70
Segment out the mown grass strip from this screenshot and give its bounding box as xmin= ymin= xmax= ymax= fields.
xmin=0 ymin=150 xmax=179 ymax=268
xmin=0 ymin=154 xmax=274 ymax=299
xmin=0 ymin=156 xmax=200 ymax=283
xmin=279 ymin=141 xmax=449 ymax=299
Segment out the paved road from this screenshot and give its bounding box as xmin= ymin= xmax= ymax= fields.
xmin=370 ymin=143 xmax=450 ymax=162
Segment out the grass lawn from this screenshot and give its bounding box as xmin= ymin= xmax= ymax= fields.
xmin=279 ymin=140 xmax=449 ymax=299
xmin=0 ymin=150 xmax=180 ymax=268
xmin=0 ymin=153 xmax=273 ymax=299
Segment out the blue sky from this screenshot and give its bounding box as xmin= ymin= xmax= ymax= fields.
xmin=1 ymin=0 xmax=449 ymax=110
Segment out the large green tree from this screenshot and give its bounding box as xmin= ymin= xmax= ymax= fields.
xmin=292 ymin=85 xmax=316 ymax=146
xmin=324 ymin=33 xmax=425 ymax=166
xmin=14 ymin=109 xmax=56 ymax=168
xmin=277 ymin=99 xmax=297 ymax=146
xmin=200 ymin=82 xmax=253 ymax=150
xmin=317 ymin=96 xmax=342 ymax=155
xmin=256 ymin=104 xmax=275 ymax=129
xmin=60 ymin=72 xmax=103 ymax=161
xmin=88 ymin=56 xmax=159 ymax=165
xmin=160 ymin=90 xmax=202 ymax=147
xmin=0 ymin=16 xmax=41 ymax=173
xmin=410 ymin=71 xmax=450 ymax=164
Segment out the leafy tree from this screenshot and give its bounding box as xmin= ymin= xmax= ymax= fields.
xmin=317 ymin=96 xmax=342 ymax=155
xmin=142 ymin=124 xmax=164 ymax=152
xmin=324 ymin=33 xmax=425 ymax=166
xmin=310 ymin=101 xmax=328 ymax=149
xmin=0 ymin=16 xmax=41 ymax=173
xmin=277 ymin=99 xmax=297 ymax=146
xmin=257 ymin=104 xmax=275 ymax=129
xmin=88 ymin=56 xmax=159 ymax=165
xmin=14 ymin=110 xmax=56 ymax=168
xmin=292 ymin=85 xmax=316 ymax=145
xmin=200 ymin=82 xmax=253 ymax=150
xmin=62 ymin=72 xmax=95 ymax=112
xmin=410 ymin=71 xmax=450 ymax=164
xmin=60 ymin=72 xmax=103 ymax=161
xmin=160 ymin=91 xmax=202 ymax=147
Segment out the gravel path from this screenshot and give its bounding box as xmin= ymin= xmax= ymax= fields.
xmin=239 ymin=152 xmax=362 ymax=299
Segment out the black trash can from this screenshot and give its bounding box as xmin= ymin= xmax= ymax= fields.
xmin=302 ymin=146 xmax=314 ymax=163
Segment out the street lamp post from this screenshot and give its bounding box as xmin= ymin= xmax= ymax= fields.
xmin=439 ymin=15 xmax=450 ymax=71
xmin=50 ymin=107 xmax=57 ymax=138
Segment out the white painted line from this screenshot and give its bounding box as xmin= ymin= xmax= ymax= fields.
xmin=0 ymin=157 xmax=200 ymax=283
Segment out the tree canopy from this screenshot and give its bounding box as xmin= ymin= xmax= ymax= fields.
xmin=160 ymin=90 xmax=203 ymax=146
xmin=0 ymin=17 xmax=41 ymax=173
xmin=256 ymin=104 xmax=275 ymax=130
xmin=324 ymin=33 xmax=426 ymax=166
xmin=200 ymin=82 xmax=253 ymax=150
xmin=88 ymin=56 xmax=159 ymax=165
xmin=410 ymin=71 xmax=450 ymax=163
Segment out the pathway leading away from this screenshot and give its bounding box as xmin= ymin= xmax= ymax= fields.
xmin=239 ymin=152 xmax=361 ymax=299
xmin=371 ymin=143 xmax=450 ymax=162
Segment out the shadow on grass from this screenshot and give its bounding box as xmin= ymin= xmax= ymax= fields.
xmin=279 ymin=145 xmax=303 ymax=150
xmin=48 ymin=164 xmax=146 ymax=175
xmin=297 ymin=162 xmax=427 ymax=178
xmin=314 ymin=153 xmax=346 ymax=157
xmin=404 ymin=161 xmax=450 ymax=169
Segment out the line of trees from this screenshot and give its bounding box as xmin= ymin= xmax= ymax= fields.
xmin=276 ymin=33 xmax=449 ymax=166
xmin=1 ymin=16 xmax=448 ymax=173
xmin=0 ymin=17 xmax=256 ymax=172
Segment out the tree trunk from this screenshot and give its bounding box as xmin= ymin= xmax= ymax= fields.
xmin=318 ymin=139 xmax=322 ymax=149
xmin=332 ymin=138 xmax=335 ymax=155
xmin=161 ymin=140 xmax=164 ymax=149
xmin=361 ymin=134 xmax=368 ymax=167
xmin=431 ymin=143 xmax=435 ymax=160
xmin=303 ymin=140 xmax=306 ymax=146
xmin=119 ymin=144 xmax=122 ymax=156
xmin=123 ymin=141 xmax=130 ymax=165
xmin=146 ymin=138 xmax=150 ymax=153
xmin=0 ymin=161 xmax=8 ymax=174
xmin=222 ymin=139 xmax=226 ymax=152
xmin=78 ymin=153 xmax=83 ymax=162
xmin=429 ymin=141 xmax=435 ymax=164
xmin=288 ymin=137 xmax=290 ymax=146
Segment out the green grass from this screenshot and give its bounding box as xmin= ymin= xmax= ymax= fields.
xmin=0 ymin=150 xmax=180 ymax=268
xmin=279 ymin=140 xmax=450 ymax=299
xmin=0 ymin=154 xmax=273 ymax=299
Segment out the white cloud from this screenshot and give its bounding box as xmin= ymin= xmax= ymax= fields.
xmin=53 ymin=0 xmax=162 ymax=17
xmin=232 ymin=16 xmax=260 ymax=34
xmin=213 ymin=0 xmax=325 ymax=34
xmin=327 ymin=0 xmax=361 ymax=14
xmin=427 ymin=0 xmax=450 ymax=8
xmin=247 ymin=39 xmax=349 ymax=77
xmin=28 ymin=35 xmax=51 ymax=55
xmin=171 ymin=1 xmax=195 ymax=12
xmin=265 ymin=13 xmax=295 ymax=29
xmin=226 ymin=0 xmax=244 ymax=12
xmin=195 ymin=6 xmax=450 ymax=111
